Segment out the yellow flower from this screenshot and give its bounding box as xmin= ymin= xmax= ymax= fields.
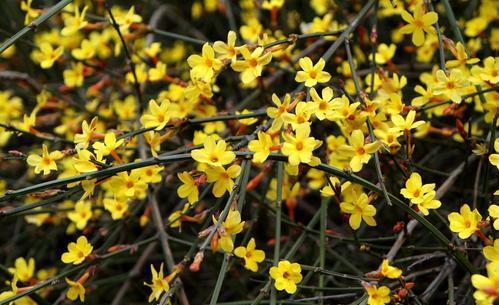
xmin=488 ymin=204 xmax=499 ymax=230
xmin=65 ymin=278 xmax=86 ymax=302
xmin=103 ymin=197 xmax=129 ymax=220
xmin=471 ymin=261 xmax=499 ymax=304
xmin=309 ymin=87 xmax=335 ymax=120
xmin=390 ymin=110 xmax=425 ymax=133
xmin=380 ymin=259 xmax=402 ymax=279
xmin=448 ymin=204 xmax=482 ymax=239
xmin=126 ymin=63 xmax=148 ymax=84
xmin=370 ymin=43 xmax=396 ymax=65
xmin=31 ymin=42 xmax=64 ymax=69
xmin=108 ymin=171 xmax=147 ymax=199
xmin=21 ymin=0 xmax=40 ymax=24
xmin=204 ymin=164 xmax=241 ymax=198
xmin=295 ymin=57 xmax=331 ymax=87
xmin=26 ymin=144 xmax=64 ymax=175
xmin=67 ymin=201 xmax=93 ymax=230
xmin=282 ymin=124 xmax=322 ymax=166
xmin=446 ymin=42 xmax=480 ymax=68
xmin=214 ymin=209 xmax=245 ymax=253
xmin=61 ymin=236 xmax=93 ymax=265
xmin=113 ymin=6 xmax=142 ymax=32
xmin=366 ymin=285 xmax=391 ymax=305
xmin=373 ymin=127 xmax=402 ymax=154
xmin=239 ymin=18 xmax=262 ymax=43
xmin=73 ymin=149 xmax=102 ymax=173
xmin=74 ymin=117 xmax=99 ymax=149
xmin=489 ymin=139 xmax=499 ymax=169
xmin=137 ymin=165 xmax=164 ymax=184
xmin=433 ymin=69 xmax=470 ymax=103
xmin=465 ymin=16 xmax=488 ymax=37
xmin=234 ymin=238 xmax=266 ymax=272
xmin=191 ymin=136 xmax=235 ymax=167
xmin=282 ymin=101 xmax=313 ymax=130
xmin=338 ymin=129 xmax=381 ymax=172
xmin=266 ymin=93 xmax=291 ymax=132
xmin=248 ymin=131 xmax=273 ymax=163
xmin=327 ymin=95 xmax=361 ymax=121
xmin=471 ymin=57 xmax=499 ymax=84
xmin=71 ymin=39 xmax=95 ymax=60
xmin=231 ymin=46 xmax=272 ymax=84
xmin=187 ymin=43 xmax=223 ymax=81
xmin=148 ymin=61 xmax=167 ymax=82
xmin=168 ymin=203 xmax=189 ymax=228
xmin=399 ymin=6 xmax=438 ymax=46
xmin=144 ymin=263 xmax=170 ymax=302
xmin=8 ymin=257 xmax=35 ymax=282
xmin=340 ymin=191 xmax=377 ymax=230
xmin=400 ymin=172 xmax=435 ymax=204
xmin=262 ymin=0 xmax=284 ymax=10
xmin=213 ymin=31 xmax=239 ymax=62
xmin=269 ymin=260 xmax=302 ymax=294
xmin=140 ymin=99 xmax=171 ymax=130
xmin=0 ymin=274 xmax=20 ymax=303
xmin=177 ymin=171 xmax=199 ymax=204
xmin=483 ymin=239 xmax=499 ymax=262
xmin=415 ymin=192 xmax=442 ymax=216
xmin=61 ymin=5 xmax=88 ymax=36
xmin=92 ymin=132 xmax=124 ymax=160
xmin=63 ymin=62 xmax=85 ymax=88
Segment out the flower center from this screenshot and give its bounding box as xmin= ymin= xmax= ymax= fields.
xmin=210 ymin=155 xmax=219 ymax=163
xmin=42 ymin=157 xmax=52 ymax=165
xmin=296 ymin=141 xmax=304 ymax=151
xmin=248 ymin=58 xmax=258 ymax=68
xmin=309 ymin=70 xmax=317 ymax=79
xmin=356 ymin=147 xmax=365 ymax=155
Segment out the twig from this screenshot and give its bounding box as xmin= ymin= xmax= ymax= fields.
xmin=0 ymin=0 xmax=74 ymax=54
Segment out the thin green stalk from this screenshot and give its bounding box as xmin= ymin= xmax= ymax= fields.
xmin=223 ymin=0 xmax=237 ymax=34
xmin=0 ymin=151 xmax=476 ymax=272
xmin=104 ymin=1 xmax=144 ymax=107
xmin=270 ymin=162 xmax=284 ymax=305
xmin=482 ymin=115 xmax=498 ymax=205
xmin=150 ymin=27 xmax=206 ymax=45
xmin=199 ymin=161 xmax=249 ymax=252
xmin=427 ymin=1 xmax=446 ymax=71
xmin=321 ymin=0 xmax=376 ymax=61
xmin=0 ymin=0 xmax=74 ymax=54
xmin=0 ymin=235 xmax=158 ymax=305
xmin=319 ymin=197 xmax=328 ymax=305
xmin=263 ymin=30 xmax=345 ymax=49
xmin=209 ymin=161 xmax=251 ymax=305
xmin=416 ymin=86 xmax=499 ymax=112
xmin=345 ymin=38 xmax=392 ymax=207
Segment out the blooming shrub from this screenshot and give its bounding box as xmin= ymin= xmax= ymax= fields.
xmin=0 ymin=0 xmax=498 ymax=304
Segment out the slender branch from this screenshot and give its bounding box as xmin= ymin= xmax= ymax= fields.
xmin=0 ymin=0 xmax=74 ymax=54
xmin=345 ymin=38 xmax=392 ymax=207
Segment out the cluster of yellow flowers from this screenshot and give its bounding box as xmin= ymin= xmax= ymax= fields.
xmin=0 ymin=0 xmax=498 ymax=304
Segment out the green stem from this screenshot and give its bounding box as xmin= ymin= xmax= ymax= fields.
xmin=270 ymin=162 xmax=284 ymax=305
xmin=319 ymin=197 xmax=328 ymax=305
xmin=209 ymin=161 xmax=251 ymax=305
xmin=345 ymin=38 xmax=392 ymax=207
xmin=0 ymin=0 xmax=74 ymax=54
